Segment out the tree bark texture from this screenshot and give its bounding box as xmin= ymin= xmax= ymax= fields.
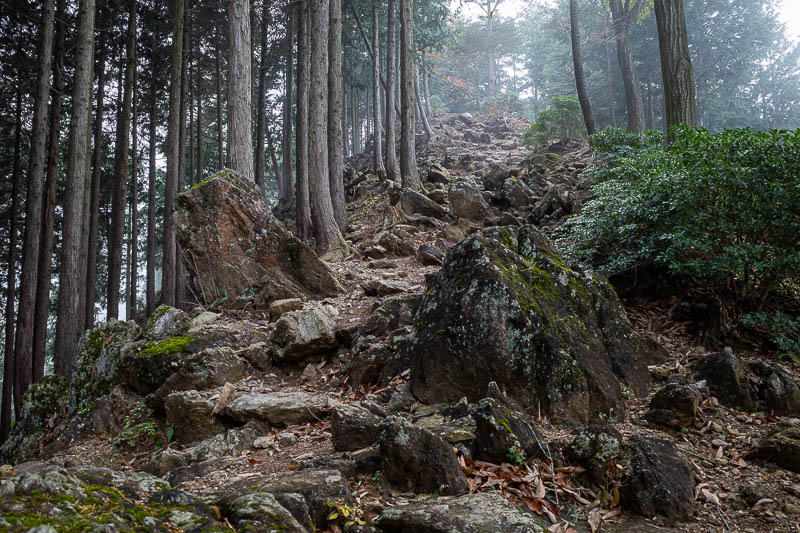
xmin=228 ymin=0 xmax=253 ymax=180
xmin=295 ymin=0 xmax=312 ymax=240
xmin=609 ymin=0 xmax=645 ymax=134
xmin=399 ymin=0 xmax=419 ymax=190
xmin=654 ymin=0 xmax=697 ymax=142
xmin=281 ymin=5 xmax=295 ymax=205
xmin=128 ymin=69 xmax=139 ymax=321
xmin=215 ymin=41 xmax=224 ymax=170
xmin=255 ymin=1 xmax=269 ymax=194
xmin=604 ymin=18 xmax=616 ymax=128
xmin=385 ymin=0 xmax=399 ymax=182
xmin=328 ymin=0 xmax=346 ymax=231
xmin=146 ymin=33 xmax=157 ymax=318
xmin=176 ymin=2 xmax=190 ymax=309
xmin=54 ymin=0 xmax=96 ymax=377
xmin=570 ymin=0 xmax=597 ymax=136
xmin=371 ymin=3 xmax=385 ymax=176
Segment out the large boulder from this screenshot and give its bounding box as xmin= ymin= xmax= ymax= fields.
xmin=693 ymin=349 xmax=755 ymax=412
xmin=375 ymin=493 xmax=546 ymax=533
xmin=176 ymin=169 xmax=343 ymax=309
xmin=224 ymin=392 xmax=329 ymax=426
xmin=747 ymin=425 xmax=800 ymax=472
xmin=473 ymin=398 xmax=542 ymax=465
xmin=449 ymin=177 xmax=490 ymax=220
xmin=270 ymin=305 xmax=339 ymax=363
xmin=410 ymin=226 xmax=662 ymax=423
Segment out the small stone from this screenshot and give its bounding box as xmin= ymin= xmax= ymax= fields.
xmin=277 ymin=432 xmax=297 ymax=447
xmin=270 ymin=298 xmax=303 ymax=320
xmin=0 ymin=464 xmax=16 ymax=480
xmin=783 ymin=502 xmax=800 ymax=515
xmin=254 ymin=436 xmax=277 ymax=449
xmin=299 ymin=363 xmax=318 ymax=383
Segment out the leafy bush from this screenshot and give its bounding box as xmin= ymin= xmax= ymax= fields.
xmin=556 ymin=126 xmax=800 ymax=309
xmin=522 ymin=95 xmax=585 ymax=148
xmin=589 ymin=127 xmax=664 ymax=163
xmin=740 ymin=311 xmax=800 ymax=362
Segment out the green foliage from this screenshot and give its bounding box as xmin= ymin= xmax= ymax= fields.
xmin=740 ymin=311 xmax=800 ymax=362
xmin=557 ymin=126 xmax=800 ymax=308
xmin=522 ymin=95 xmax=585 ymax=148
xmin=506 ymin=444 xmax=526 ymax=465
xmin=113 ymin=402 xmax=159 ymax=449
xmin=588 ymin=127 xmax=664 ymax=163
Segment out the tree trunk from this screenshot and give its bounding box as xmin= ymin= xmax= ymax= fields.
xmin=604 ymin=16 xmax=616 ymax=127
xmin=54 ymin=0 xmax=96 ymax=377
xmin=385 ymin=0 xmax=399 ymax=182
xmin=267 ymin=125 xmax=281 ymax=186
xmin=309 ymin=0 xmax=347 ymax=259
xmin=422 ymin=58 xmax=433 ymax=118
xmin=647 ymin=75 xmax=654 ymax=130
xmin=654 ymin=0 xmax=696 ymax=142
xmin=196 ymin=51 xmax=202 ymax=185
xmin=328 ymin=0 xmax=346 ymax=231
xmin=146 ymin=33 xmax=157 ymax=318
xmin=14 ymin=0 xmax=56 ymax=401
xmin=371 ymin=3 xmax=385 ymax=177
xmin=415 ymin=72 xmax=435 ymax=141
xmin=1 ymin=85 xmax=23 ymax=443
xmin=128 ymin=70 xmax=139 ymax=321
xmin=108 ymin=0 xmax=136 ymax=321
xmin=162 ymin=0 xmax=185 ymax=308
xmin=295 ymin=0 xmax=312 ymax=240
xmin=570 ymin=0 xmax=597 ymax=136
xmin=281 ymin=4 xmax=295 ymax=204
xmin=85 ymin=20 xmax=107 ymax=329
xmin=215 ymin=40 xmax=224 ymax=170
xmin=33 ymin=0 xmax=66 ymax=381
xmin=176 ymin=1 xmax=190 ymax=309
xmin=399 ymin=0 xmax=419 ymax=190
xmin=255 ymin=0 xmax=269 ymax=194
xmin=487 ymin=9 xmax=496 ymax=97
xmin=609 ymin=1 xmax=645 ymax=134
xmin=228 ymin=0 xmax=253 ymax=179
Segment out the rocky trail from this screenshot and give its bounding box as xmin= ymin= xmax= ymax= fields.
xmin=1 ymin=114 xmax=799 ymax=533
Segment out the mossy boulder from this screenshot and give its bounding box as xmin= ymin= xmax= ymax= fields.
xmin=410 ymin=225 xmax=663 ymax=423
xmin=473 ymin=398 xmax=542 ymax=465
xmin=176 ymin=169 xmax=343 ymax=309
xmin=0 ymin=465 xmax=223 ymax=531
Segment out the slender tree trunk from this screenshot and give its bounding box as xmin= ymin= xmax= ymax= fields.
xmin=487 ymin=10 xmax=496 ymax=97
xmin=146 ymin=34 xmax=157 ymax=318
xmin=309 ymin=0 xmax=347 ymax=259
xmin=1 ymin=86 xmax=23 ymax=443
xmin=328 ymin=0 xmax=346 ymax=231
xmin=609 ymin=1 xmax=645 ymax=134
xmin=295 ymin=0 xmax=312 ymax=240
xmin=570 ymin=0 xmax=597 ymax=136
xmin=162 ymin=0 xmax=185 ymax=308
xmin=188 ymin=49 xmax=195 ymax=188
xmin=385 ymin=0 xmax=399 ymax=182
xmin=108 ymin=0 xmax=136 ymax=321
xmin=399 ymin=0 xmax=419 ymax=189
xmin=255 ymin=1 xmax=269 ymax=194
xmin=33 ymin=0 xmax=66 ymax=381
xmin=85 ymin=21 xmax=106 ymax=329
xmin=54 ymin=0 xmax=96 ymax=377
xmin=14 ymin=0 xmax=56 ymax=401
xmin=228 ymin=0 xmax=253 ymax=179
xmin=415 ymin=72 xmax=435 ymax=140
xmin=423 ymin=58 xmax=433 ymax=118
xmin=647 ymin=75 xmax=654 ymax=130
xmin=215 ymin=40 xmax=224 ymax=170
xmin=196 ymin=66 xmax=202 ymax=185
xmin=267 ymin=125 xmax=281 ymax=186
xmin=654 ymin=0 xmax=696 ymax=142
xmin=371 ymin=3 xmax=385 ymax=177
xmin=128 ymin=71 xmax=139 ymax=321
xmin=604 ymin=16 xmax=616 ymax=127
xmin=281 ymin=4 xmax=295 ymax=204
xmin=175 ymin=1 xmax=190 ymax=309
xmin=352 ymin=86 xmax=360 ymax=154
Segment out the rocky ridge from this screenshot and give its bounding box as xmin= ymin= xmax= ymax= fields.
xmin=1 ymin=113 xmax=799 ymax=533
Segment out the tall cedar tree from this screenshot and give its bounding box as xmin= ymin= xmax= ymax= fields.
xmin=608 ymin=0 xmax=646 ymax=133
xmin=295 ymin=0 xmax=312 ymax=240
xmin=54 ymin=0 xmax=96 ymax=376
xmin=228 ymin=0 xmax=253 ymax=179
xmin=108 ymin=0 xmax=137 ymax=320
xmin=371 ymin=3 xmax=385 ymax=177
xmin=654 ymin=0 xmax=696 ymax=142
xmin=14 ymin=0 xmax=56 ymax=402
xmin=399 ymin=0 xmax=419 ymax=189
xmin=328 ymin=0 xmax=346 ymax=231
xmin=255 ymin=1 xmax=270 ymax=194
xmin=162 ymin=0 xmax=185 ymax=307
xmin=146 ymin=31 xmax=158 ymax=318
xmin=281 ymin=4 xmax=295 ymax=205
xmin=569 ymin=0 xmax=597 ymax=135
xmin=128 ymin=69 xmax=139 ymax=320
xmin=385 ymin=0 xmax=399 ymax=182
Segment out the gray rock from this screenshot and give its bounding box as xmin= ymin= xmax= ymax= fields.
xmin=693 ymin=349 xmax=755 ymax=412
xmin=482 ymin=164 xmax=512 ymax=192
xmin=416 ymin=243 xmax=445 ymax=266
xmin=147 ymin=306 xmax=188 ymax=338
xmin=375 ymin=492 xmax=546 ymax=532
xmin=362 ymin=278 xmax=409 ymax=297
xmin=379 ymin=416 xmax=469 ymax=496
xmin=457 ymin=112 xmax=474 ymax=126
xmin=185 ymin=423 xmax=264 ymax=464
xmin=187 ymin=310 xmax=220 ymax=333
xmin=362 ymin=295 xmax=421 ymax=338
xmin=428 ymin=163 xmax=451 ymax=184
xmin=270 ymin=305 xmax=339 ymax=362
xmin=502 ymin=177 xmax=535 ymax=208
xmin=622 ymin=437 xmax=694 ymax=525
xmin=234 ymin=342 xmax=271 ymax=371
xmin=164 ymin=390 xmax=226 ymax=444
xmin=216 ymin=468 xmax=352 ymax=528
xmin=564 ymin=426 xmax=624 ymax=486
xmin=748 ymin=426 xmax=800 ymax=472
xmin=474 ymin=398 xmax=542 ymax=465
xmin=749 ymin=359 xmax=800 ymax=415
xmin=449 ymin=177 xmax=490 ymax=220
xmin=400 ymin=188 xmax=448 ymax=219
xmin=225 ymin=392 xmax=329 ymax=426
xmin=410 ymin=226 xmax=660 ymax=423
xmin=217 ymin=492 xmax=308 ymax=533
xmin=644 ymin=383 xmax=702 ymax=429
xmin=331 ymin=404 xmax=383 ymax=452
xmin=270 ymin=298 xmax=304 ymax=320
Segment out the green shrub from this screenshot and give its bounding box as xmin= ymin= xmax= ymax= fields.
xmin=556 ymin=126 xmax=800 ymax=309
xmin=522 ymin=95 xmax=585 ymax=148
xmin=589 ymin=127 xmax=664 ymax=163
xmin=740 ymin=311 xmax=800 ymax=362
